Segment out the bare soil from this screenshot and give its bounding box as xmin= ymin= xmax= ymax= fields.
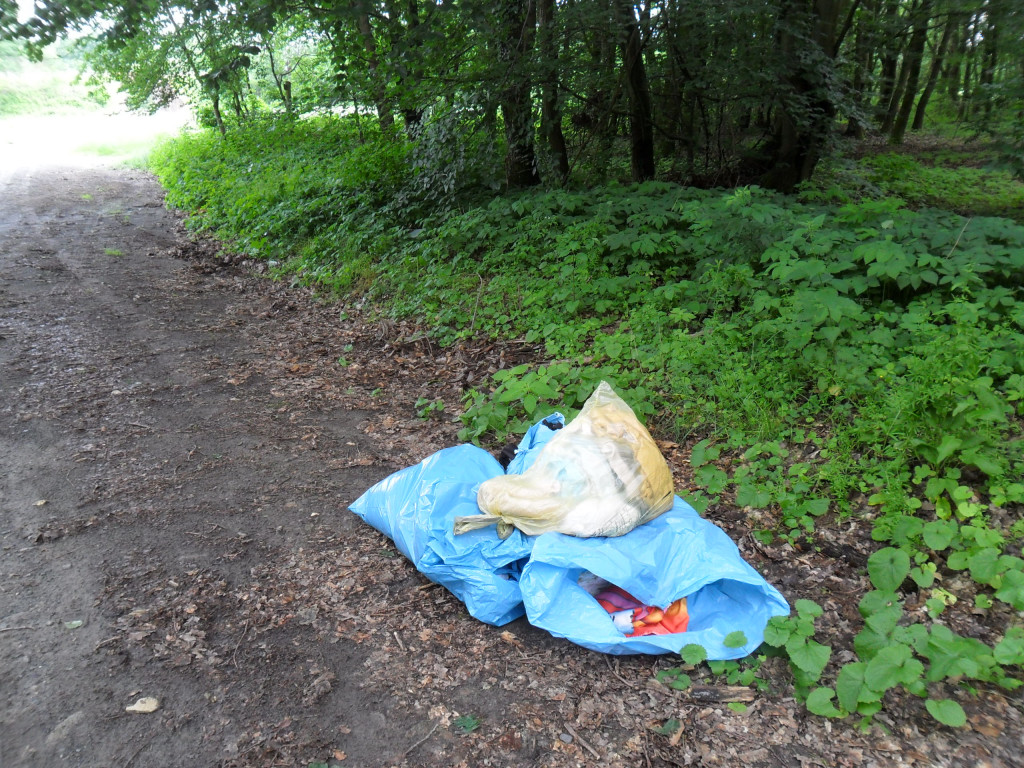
xmin=1 ymin=157 xmax=1021 ymax=768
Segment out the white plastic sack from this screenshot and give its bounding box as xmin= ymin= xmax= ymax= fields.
xmin=454 ymin=381 xmax=674 ymax=538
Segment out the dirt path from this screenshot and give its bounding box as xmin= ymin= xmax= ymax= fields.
xmin=1 ymin=153 xmax=1021 ymax=767
xmin=0 ymin=160 xmax=440 ymax=766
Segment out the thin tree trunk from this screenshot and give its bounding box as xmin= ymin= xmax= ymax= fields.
xmin=875 ymin=0 xmax=902 ymax=125
xmin=266 ymin=44 xmax=293 ymax=115
xmin=537 ymin=0 xmax=569 ymax=183
xmin=979 ymin=18 xmax=998 ymax=118
xmin=761 ymin=0 xmax=842 ymax=193
xmin=912 ymin=12 xmax=956 ymax=131
xmin=210 ymin=90 xmax=226 ymax=135
xmin=615 ymin=0 xmax=655 ymax=182
xmin=499 ymin=0 xmax=540 ymax=188
xmin=357 ymin=13 xmax=395 ymax=131
xmin=890 ymin=0 xmax=930 ymax=144
xmin=846 ymin=0 xmax=875 ymax=138
xmin=881 ymin=54 xmax=911 ymax=134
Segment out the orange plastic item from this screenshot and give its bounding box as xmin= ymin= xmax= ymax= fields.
xmin=592 ymin=583 xmax=689 ymax=637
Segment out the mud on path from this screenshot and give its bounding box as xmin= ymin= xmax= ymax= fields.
xmin=0 ymin=163 xmax=490 ymax=767
xmin=2 ymin=162 xmax=1021 ymax=768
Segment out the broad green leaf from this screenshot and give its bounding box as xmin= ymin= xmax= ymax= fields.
xmin=806 ymin=687 xmax=843 ymax=718
xmin=933 ymin=436 xmax=963 ymax=465
xmin=994 ymin=628 xmax=1024 ymax=666
xmin=786 ymin=637 xmax=831 ymax=679
xmin=864 ymin=605 xmax=902 ymax=637
xmin=689 ymin=439 xmax=719 ymax=468
xmin=925 ymin=698 xmax=966 ymax=728
xmin=762 ymin=617 xmax=792 ymax=647
xmin=925 ymin=524 xmax=954 ymax=552
xmin=968 ymin=548 xmax=1002 ymax=586
xmin=995 ymin=570 xmax=1024 ymax=610
xmin=867 ymin=547 xmax=910 ymax=593
xmin=794 ymin=599 xmax=823 ymax=618
xmin=864 ymin=643 xmax=922 ymax=691
xmin=854 ymin=627 xmax=890 ymax=660
xmin=961 ymin=449 xmax=1002 ymax=476
xmin=680 ymin=643 xmax=708 ymax=665
xmin=910 ymin=565 xmax=936 ymax=589
xmin=858 ymin=590 xmax=899 ymax=618
xmin=523 ymin=393 xmax=538 ymax=415
xmin=723 ymin=631 xmax=748 ymax=649
xmin=836 ymin=662 xmax=871 ymax=712
xmin=735 ymin=483 xmax=771 ymax=508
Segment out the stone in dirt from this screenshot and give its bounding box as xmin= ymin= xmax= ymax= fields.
xmin=125 ymin=697 xmax=160 ymax=714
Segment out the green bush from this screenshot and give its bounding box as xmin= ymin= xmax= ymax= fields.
xmin=152 ymin=120 xmax=1024 ymax=728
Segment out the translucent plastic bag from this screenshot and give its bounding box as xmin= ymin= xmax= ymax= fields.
xmin=454 ymin=381 xmax=674 ymax=538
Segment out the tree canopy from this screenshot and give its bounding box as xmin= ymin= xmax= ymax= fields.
xmin=3 ymin=0 xmax=1022 ymax=188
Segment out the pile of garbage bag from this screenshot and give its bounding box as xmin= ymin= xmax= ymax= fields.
xmin=349 ymin=382 xmax=789 ymax=657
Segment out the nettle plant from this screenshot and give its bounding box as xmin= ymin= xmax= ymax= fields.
xmin=659 ymin=552 xmax=1023 ymax=730
xmin=772 ymin=551 xmax=1021 ymax=728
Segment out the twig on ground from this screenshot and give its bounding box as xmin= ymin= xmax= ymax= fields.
xmin=122 ymin=740 xmax=147 ymax=768
xmin=403 ymin=722 xmax=440 ymax=758
xmin=564 ymin=724 xmax=600 ymax=759
xmin=604 ymin=655 xmax=632 ymax=687
xmin=231 ymin=619 xmax=250 ymax=667
xmin=0 ymin=626 xmax=36 ymax=633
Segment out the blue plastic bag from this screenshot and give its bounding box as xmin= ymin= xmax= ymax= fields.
xmin=518 ymin=496 xmax=790 ymax=656
xmin=348 ymin=444 xmax=534 ymax=625
xmin=348 ymin=418 xmax=789 ymax=655
xmin=506 ymin=413 xmax=564 ymax=474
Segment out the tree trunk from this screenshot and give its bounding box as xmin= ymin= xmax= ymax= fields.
xmin=499 ymin=0 xmax=540 ymax=188
xmin=874 ymin=0 xmax=902 ymax=125
xmin=945 ymin=15 xmax=971 ymax=102
xmin=537 ymin=0 xmax=569 ymax=183
xmin=912 ymin=12 xmax=956 ymax=130
xmin=880 ymin=53 xmax=911 ymax=134
xmin=210 ymin=89 xmax=226 ymax=136
xmin=958 ymin=55 xmax=973 ymax=120
xmin=615 ymin=0 xmax=655 ymax=182
xmin=760 ymin=0 xmax=842 ymax=193
xmin=357 ymin=13 xmax=395 ymax=132
xmin=385 ymin=0 xmax=426 ymax=135
xmin=845 ymin=0 xmax=875 ymax=138
xmin=266 ymin=44 xmax=293 ymax=115
xmin=889 ymin=0 xmax=930 ymax=144
xmin=979 ymin=17 xmax=998 ymax=118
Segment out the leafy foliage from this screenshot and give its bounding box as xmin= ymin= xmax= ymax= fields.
xmin=149 ymin=119 xmax=1024 ymax=731
xmin=0 ymin=40 xmax=107 ymax=115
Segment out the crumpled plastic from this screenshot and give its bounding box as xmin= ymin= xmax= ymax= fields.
xmin=454 ymin=382 xmax=674 ymax=539
xmin=348 ymin=444 xmax=533 ymax=626
xmin=348 ymin=398 xmax=790 ymax=656
xmin=518 ymin=497 xmax=790 ymax=656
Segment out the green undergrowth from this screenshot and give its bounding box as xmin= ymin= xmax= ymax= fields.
xmin=150 ymin=116 xmax=1024 ymax=729
xmin=805 ymin=148 xmax=1024 ymax=222
xmin=0 ymin=41 xmax=106 ymax=116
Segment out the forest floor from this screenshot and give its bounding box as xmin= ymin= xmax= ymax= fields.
xmin=1 ymin=128 xmax=1021 ymax=768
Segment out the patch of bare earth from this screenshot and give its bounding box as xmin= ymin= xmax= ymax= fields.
xmin=1 ymin=163 xmax=1021 ymax=768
